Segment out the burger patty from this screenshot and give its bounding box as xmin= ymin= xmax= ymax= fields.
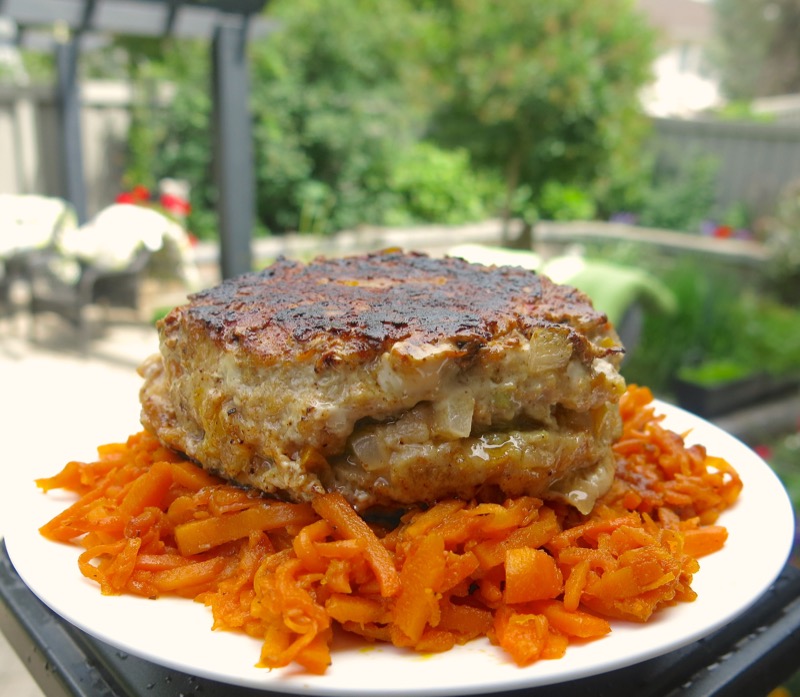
xmin=138 ymin=250 xmax=626 ymax=513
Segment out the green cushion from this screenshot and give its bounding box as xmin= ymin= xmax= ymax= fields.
xmin=449 ymin=244 xmax=676 ymax=326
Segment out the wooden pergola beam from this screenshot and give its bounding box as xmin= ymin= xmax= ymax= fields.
xmin=2 ymin=0 xmax=277 ymax=40
xmin=54 ymin=37 xmax=88 ymax=224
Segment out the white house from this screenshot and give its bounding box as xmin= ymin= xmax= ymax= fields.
xmin=637 ymin=0 xmax=722 ymax=117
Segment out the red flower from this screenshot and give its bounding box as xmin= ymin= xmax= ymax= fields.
xmin=159 ymin=193 xmax=192 ymax=216
xmin=713 ymin=225 xmax=733 ymax=239
xmin=753 ymin=444 xmax=773 ymax=461
xmin=115 ymin=185 xmax=151 ymax=205
xmin=132 ymin=185 xmax=151 ymax=202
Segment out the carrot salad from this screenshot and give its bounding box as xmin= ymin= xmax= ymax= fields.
xmin=36 ymin=385 xmax=742 ymax=674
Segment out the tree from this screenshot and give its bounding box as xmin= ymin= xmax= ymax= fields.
xmin=423 ymin=0 xmax=656 ymax=229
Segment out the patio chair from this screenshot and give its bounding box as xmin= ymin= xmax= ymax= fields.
xmin=0 ymin=195 xmax=78 ymax=257
xmin=0 ymin=258 xmax=11 ymax=321
xmin=24 ymin=201 xmax=196 ymax=349
xmin=26 ymin=245 xmax=152 ymax=350
xmin=1 ymin=195 xmax=80 ymax=327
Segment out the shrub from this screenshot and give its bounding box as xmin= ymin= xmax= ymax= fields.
xmin=538 ymin=180 xmax=597 ymax=221
xmin=383 ymin=143 xmax=503 ymax=226
xmin=634 ymin=154 xmax=720 ymax=233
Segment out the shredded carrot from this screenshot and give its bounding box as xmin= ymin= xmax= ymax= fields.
xmin=311 ymin=491 xmax=400 ymax=598
xmin=504 ymin=547 xmax=563 ymax=604
xmin=36 ymin=385 xmax=741 ymax=673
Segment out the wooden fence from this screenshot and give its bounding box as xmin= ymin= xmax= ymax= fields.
xmin=0 ymin=81 xmax=131 ymax=217
xmin=652 ymin=116 xmax=800 ymax=220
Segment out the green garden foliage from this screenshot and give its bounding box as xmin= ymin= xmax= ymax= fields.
xmin=633 ymin=154 xmax=720 ymax=233
xmin=424 ymin=0 xmax=656 ymax=225
xmin=120 ymin=40 xmax=220 ymax=239
xmin=621 ymin=256 xmax=800 ymax=395
xmin=383 ymin=142 xmax=504 ymax=226
xmin=125 ymin=0 xmax=656 ymax=238
xmin=247 ymin=0 xmax=430 ymax=234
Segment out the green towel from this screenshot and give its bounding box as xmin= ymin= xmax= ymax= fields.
xmin=447 ymin=245 xmax=677 ymax=326
xmin=542 ymin=256 xmax=677 ymax=325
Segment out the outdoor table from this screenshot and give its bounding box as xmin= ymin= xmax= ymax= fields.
xmin=0 ymin=540 xmax=798 ymax=697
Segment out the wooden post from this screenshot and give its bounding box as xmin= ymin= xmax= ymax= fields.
xmin=55 ymin=35 xmax=88 ymax=224
xmin=211 ymin=15 xmax=255 ymax=279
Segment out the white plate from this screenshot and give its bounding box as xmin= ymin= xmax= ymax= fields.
xmin=5 ymin=401 xmax=796 ymax=696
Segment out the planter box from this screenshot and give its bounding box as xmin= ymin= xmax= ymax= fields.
xmin=673 ymin=373 xmax=800 ymax=418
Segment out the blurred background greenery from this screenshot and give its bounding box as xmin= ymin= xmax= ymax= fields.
xmin=12 ymin=0 xmax=660 ymax=239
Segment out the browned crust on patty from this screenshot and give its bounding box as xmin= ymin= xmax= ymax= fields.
xmin=163 ymin=249 xmax=620 ymax=367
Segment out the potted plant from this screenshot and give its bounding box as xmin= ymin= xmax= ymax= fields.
xmin=673 ymin=294 xmax=800 ymax=417
xmin=673 ymin=360 xmax=798 ymax=418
